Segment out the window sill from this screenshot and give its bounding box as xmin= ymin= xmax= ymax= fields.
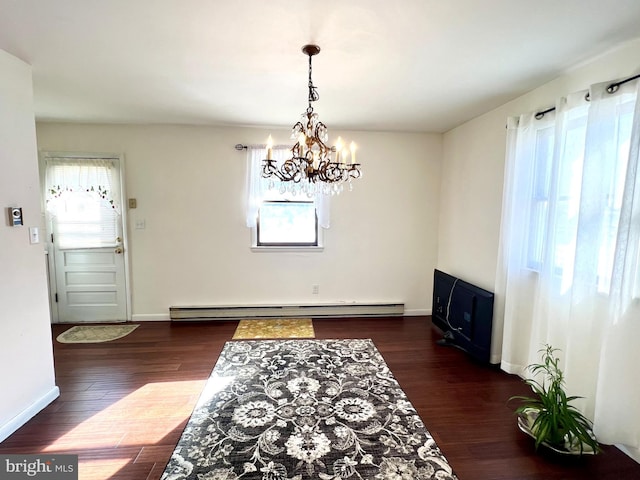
xmin=251 ymin=245 xmax=324 ymax=253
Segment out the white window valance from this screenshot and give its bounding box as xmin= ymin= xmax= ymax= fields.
xmin=45 ymin=157 xmax=121 ymax=214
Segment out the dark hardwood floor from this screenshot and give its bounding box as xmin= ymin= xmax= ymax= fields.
xmin=1 ymin=317 xmax=638 ymax=479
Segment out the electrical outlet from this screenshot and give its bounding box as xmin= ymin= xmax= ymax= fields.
xmin=312 ymin=284 xmax=320 ymax=295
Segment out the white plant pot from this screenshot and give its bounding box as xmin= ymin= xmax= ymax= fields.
xmin=517 ymin=409 xmax=597 ymax=455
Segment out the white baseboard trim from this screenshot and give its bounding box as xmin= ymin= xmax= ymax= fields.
xmin=131 ymin=313 xmax=171 ymax=322
xmin=404 ymin=308 xmax=431 ymax=316
xmin=0 ymin=386 xmax=60 ymax=443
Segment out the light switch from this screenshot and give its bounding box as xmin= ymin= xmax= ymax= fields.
xmin=135 ymin=219 xmax=146 ymax=230
xmin=29 ymin=226 xmax=40 ymax=244
xmin=128 ymin=198 xmax=137 ymax=209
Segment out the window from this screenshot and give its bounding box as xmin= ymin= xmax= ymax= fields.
xmin=523 ymin=95 xmax=635 ymax=294
xmin=52 ymin=191 xmax=119 ymax=249
xmin=44 ymin=157 xmax=121 ymax=249
xmin=257 ymin=200 xmax=318 ymax=246
xmin=526 ymin=112 xmax=587 ymax=281
xmin=246 ymin=146 xmax=327 ymax=250
xmin=526 ymin=124 xmax=554 ymax=270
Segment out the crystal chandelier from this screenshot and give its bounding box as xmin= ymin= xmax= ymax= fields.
xmin=262 ymin=44 xmax=362 ymax=195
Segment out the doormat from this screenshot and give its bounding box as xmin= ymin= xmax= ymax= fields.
xmin=56 ymin=324 xmax=140 ymax=343
xmin=232 ymin=318 xmax=314 ymax=339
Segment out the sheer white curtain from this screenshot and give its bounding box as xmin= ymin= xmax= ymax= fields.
xmin=245 ymin=146 xmax=330 ymax=228
xmin=497 ymin=79 xmax=640 ymax=453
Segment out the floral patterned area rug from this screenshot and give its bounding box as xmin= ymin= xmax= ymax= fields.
xmin=161 ymin=339 xmax=458 ymax=480
xmin=232 ymin=318 xmax=315 ymax=339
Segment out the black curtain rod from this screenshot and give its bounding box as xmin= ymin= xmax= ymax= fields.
xmin=234 ymin=143 xmax=293 ymax=151
xmin=235 ymin=143 xmax=338 ymax=152
xmin=535 ymin=73 xmax=640 ymax=120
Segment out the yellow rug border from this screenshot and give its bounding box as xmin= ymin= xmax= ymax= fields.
xmin=232 ymin=318 xmax=315 ymax=340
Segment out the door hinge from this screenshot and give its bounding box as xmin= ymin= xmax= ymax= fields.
xmin=55 ymin=293 xmax=58 ymax=303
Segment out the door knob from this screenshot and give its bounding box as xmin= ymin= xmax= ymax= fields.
xmin=115 ymin=247 xmax=124 ymax=254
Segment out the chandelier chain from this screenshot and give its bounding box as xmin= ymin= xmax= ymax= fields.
xmin=308 ymin=53 xmax=319 ymax=106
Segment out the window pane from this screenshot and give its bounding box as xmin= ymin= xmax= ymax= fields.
xmin=526 ymin=126 xmax=554 ymax=269
xmin=258 ymin=202 xmax=317 ymax=245
xmin=533 ymin=126 xmax=554 ymax=199
xmin=54 ymin=191 xmax=118 ymax=249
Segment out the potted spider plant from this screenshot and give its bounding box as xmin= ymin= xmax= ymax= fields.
xmin=509 ymin=345 xmax=601 ymax=455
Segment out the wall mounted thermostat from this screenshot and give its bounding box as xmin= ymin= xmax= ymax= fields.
xmin=8 ymin=207 xmax=23 ymax=226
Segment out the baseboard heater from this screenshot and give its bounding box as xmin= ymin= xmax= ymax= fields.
xmin=170 ymin=302 xmax=404 ymax=321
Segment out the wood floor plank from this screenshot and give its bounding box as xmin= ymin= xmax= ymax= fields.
xmin=0 ymin=318 xmax=637 ymax=479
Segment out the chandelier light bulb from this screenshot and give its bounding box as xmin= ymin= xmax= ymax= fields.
xmin=266 ymin=135 xmax=273 ymax=160
xmin=335 ymin=137 xmax=343 ymax=163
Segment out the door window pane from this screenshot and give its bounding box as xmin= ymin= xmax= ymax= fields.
xmin=54 ymin=191 xmax=118 ymax=249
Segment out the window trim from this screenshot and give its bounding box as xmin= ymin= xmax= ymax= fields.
xmin=251 ymin=200 xmax=324 ymax=252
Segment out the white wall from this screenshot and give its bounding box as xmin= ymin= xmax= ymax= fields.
xmin=0 ymin=50 xmax=59 ymax=441
xmin=438 ymin=38 xmax=640 ymax=361
xmin=36 ymin=124 xmax=441 ymax=318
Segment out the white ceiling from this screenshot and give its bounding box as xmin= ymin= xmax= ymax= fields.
xmin=1 ymin=0 xmax=640 ymax=133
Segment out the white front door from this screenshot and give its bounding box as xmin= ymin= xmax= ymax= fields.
xmin=43 ymin=154 xmax=129 ymax=323
xmin=51 ymin=223 xmax=127 ymax=323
